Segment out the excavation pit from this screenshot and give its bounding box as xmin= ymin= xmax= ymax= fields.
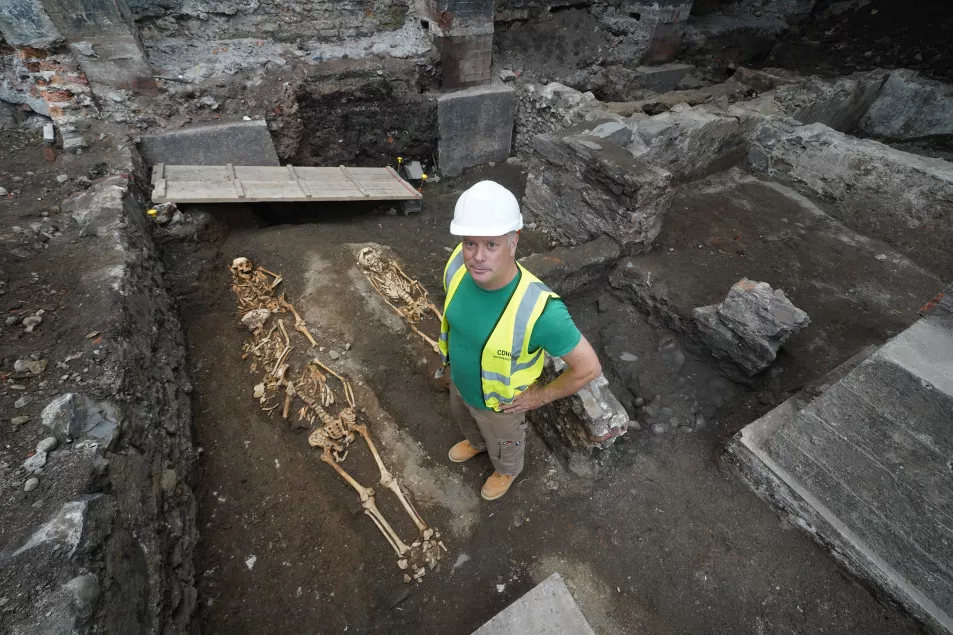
xmin=152 ymin=155 xmax=932 ymax=633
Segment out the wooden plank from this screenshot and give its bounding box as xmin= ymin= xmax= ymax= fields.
xmin=152 ymin=164 xmax=423 ymax=203
xmin=385 ymin=165 xmax=423 ymax=199
xmin=339 ymin=165 xmax=368 ymax=197
xmin=162 ymin=165 xmax=229 ymax=181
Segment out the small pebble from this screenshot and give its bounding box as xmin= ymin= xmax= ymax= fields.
xmin=328 ymin=350 xmax=341 ymax=360
xmin=875 ymin=253 xmax=887 ymax=262
xmin=11 ymin=416 xmax=29 ymax=426
xmin=5 ymin=316 xmax=18 ymax=326
xmin=36 ymin=437 xmax=58 ymax=453
xmin=56 ymin=174 xmax=69 ymax=184
xmin=651 ymin=422 xmax=667 ymax=435
xmin=24 ymin=478 xmax=39 ymax=492
xmin=0 ymin=187 xmax=7 ymax=196
xmin=14 ymin=396 xmax=32 ymax=409
xmin=694 ymin=414 xmax=707 ymax=430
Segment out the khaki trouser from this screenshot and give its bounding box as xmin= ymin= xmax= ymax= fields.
xmin=450 ymin=382 xmax=527 ymax=476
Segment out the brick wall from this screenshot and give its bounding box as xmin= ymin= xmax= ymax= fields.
xmin=437 ymin=34 xmax=492 ymax=87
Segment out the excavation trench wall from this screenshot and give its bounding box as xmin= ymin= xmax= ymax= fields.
xmin=1 ymin=151 xmax=198 ymax=633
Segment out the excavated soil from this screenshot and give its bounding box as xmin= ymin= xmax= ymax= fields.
xmin=157 ymin=162 xmax=923 ymax=634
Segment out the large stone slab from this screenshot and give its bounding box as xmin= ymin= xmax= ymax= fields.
xmin=724 ymin=308 xmax=953 ymax=635
xmin=858 ymin=69 xmax=953 ymax=141
xmin=524 ymin=131 xmax=673 ymax=247
xmin=471 ymin=573 xmax=596 ymax=635
xmin=139 ymin=120 xmax=281 ymax=167
xmin=747 ymin=120 xmax=953 ymax=279
xmin=438 ymin=84 xmax=517 ymax=177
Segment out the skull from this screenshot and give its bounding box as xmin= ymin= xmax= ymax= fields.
xmin=358 ymin=248 xmax=384 ymax=274
xmin=230 ymin=257 xmax=253 ymax=277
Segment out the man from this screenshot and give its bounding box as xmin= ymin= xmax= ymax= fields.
xmin=438 ymin=180 xmax=602 ymax=501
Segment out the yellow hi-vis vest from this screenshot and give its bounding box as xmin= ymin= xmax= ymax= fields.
xmin=439 ymin=243 xmax=559 ymax=411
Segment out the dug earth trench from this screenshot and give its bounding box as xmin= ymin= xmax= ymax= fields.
xmin=156 ymin=162 xmax=922 ymax=634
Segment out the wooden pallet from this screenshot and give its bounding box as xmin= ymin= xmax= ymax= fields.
xmin=150 ymin=164 xmax=423 ymax=204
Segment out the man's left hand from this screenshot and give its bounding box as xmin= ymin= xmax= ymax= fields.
xmin=501 ymin=385 xmax=548 ymax=414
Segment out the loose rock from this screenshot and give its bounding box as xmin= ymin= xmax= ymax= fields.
xmin=37 ymin=436 xmax=58 ymax=453
xmin=328 ymin=350 xmax=341 ymax=360
xmin=11 ymin=416 xmax=29 ymax=426
xmin=56 ymin=174 xmax=69 ymax=184
xmin=14 ymin=396 xmax=32 ymax=409
xmin=875 ymin=253 xmax=887 ymax=262
xmin=24 ymin=477 xmax=39 ymax=492
xmin=694 ymin=279 xmax=810 ymax=376
xmin=22 ymin=315 xmax=42 ymax=333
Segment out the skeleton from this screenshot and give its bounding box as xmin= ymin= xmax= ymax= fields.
xmin=357 ymin=247 xmax=443 ymax=353
xmin=229 ymin=255 xmax=445 ymax=580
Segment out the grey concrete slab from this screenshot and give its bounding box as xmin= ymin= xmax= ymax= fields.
xmin=437 ymin=85 xmax=516 ymax=177
xmin=139 ymin=120 xmax=281 ymax=168
xmin=471 ymin=573 xmax=597 ymax=635
xmin=725 ymin=307 xmax=953 ymax=635
xmin=633 ymin=63 xmax=695 ymax=93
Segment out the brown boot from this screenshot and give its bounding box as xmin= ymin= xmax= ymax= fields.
xmin=448 ymin=440 xmax=485 ymax=463
xmin=481 ymin=472 xmax=516 ymax=501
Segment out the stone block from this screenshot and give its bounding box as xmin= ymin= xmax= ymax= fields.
xmin=747 ymin=120 xmax=953 ymax=278
xmin=857 ymin=69 xmax=953 ymax=141
xmin=0 ymin=0 xmax=61 ymax=47
xmin=519 ymin=236 xmax=621 ymax=297
xmin=694 ymin=279 xmax=810 ymax=376
xmin=438 ymin=84 xmax=516 ymax=177
xmin=629 ymin=108 xmax=752 ymax=182
xmin=525 ymin=132 xmax=672 ymax=247
xmin=632 ymin=63 xmax=695 ymax=93
xmin=768 ymin=71 xmax=888 ymax=132
xmin=139 ymin=120 xmax=281 ymax=167
xmin=472 ymin=573 xmax=596 ymax=635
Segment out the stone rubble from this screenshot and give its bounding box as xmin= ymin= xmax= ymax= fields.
xmin=694 ymin=279 xmax=810 ymax=376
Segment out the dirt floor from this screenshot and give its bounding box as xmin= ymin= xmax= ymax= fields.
xmin=155 ymin=162 xmax=926 ymax=634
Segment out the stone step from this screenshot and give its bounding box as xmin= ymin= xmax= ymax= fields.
xmin=724 ymin=294 xmax=953 ymax=635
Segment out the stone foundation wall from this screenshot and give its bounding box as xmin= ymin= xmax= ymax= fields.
xmin=524 ymin=129 xmax=673 ymax=246
xmin=747 ymin=119 xmax=953 ymax=279
xmin=130 ymin=0 xmax=410 ymax=43
xmin=514 ymin=82 xmax=602 ymax=155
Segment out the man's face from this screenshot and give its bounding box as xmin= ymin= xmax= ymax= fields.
xmin=462 ymin=234 xmax=518 ymax=290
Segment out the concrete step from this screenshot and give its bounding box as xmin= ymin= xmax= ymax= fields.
xmin=471 ymin=573 xmax=596 ymax=635
xmin=724 ymin=293 xmax=953 ymax=635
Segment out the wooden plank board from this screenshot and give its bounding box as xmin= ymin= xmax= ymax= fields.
xmin=152 ymin=163 xmax=422 ymax=204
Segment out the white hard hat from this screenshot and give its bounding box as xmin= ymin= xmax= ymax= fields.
xmin=450 ymin=180 xmax=523 ymax=236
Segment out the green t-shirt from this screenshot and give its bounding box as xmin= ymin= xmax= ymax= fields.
xmin=446 ymin=269 xmax=582 ymax=410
